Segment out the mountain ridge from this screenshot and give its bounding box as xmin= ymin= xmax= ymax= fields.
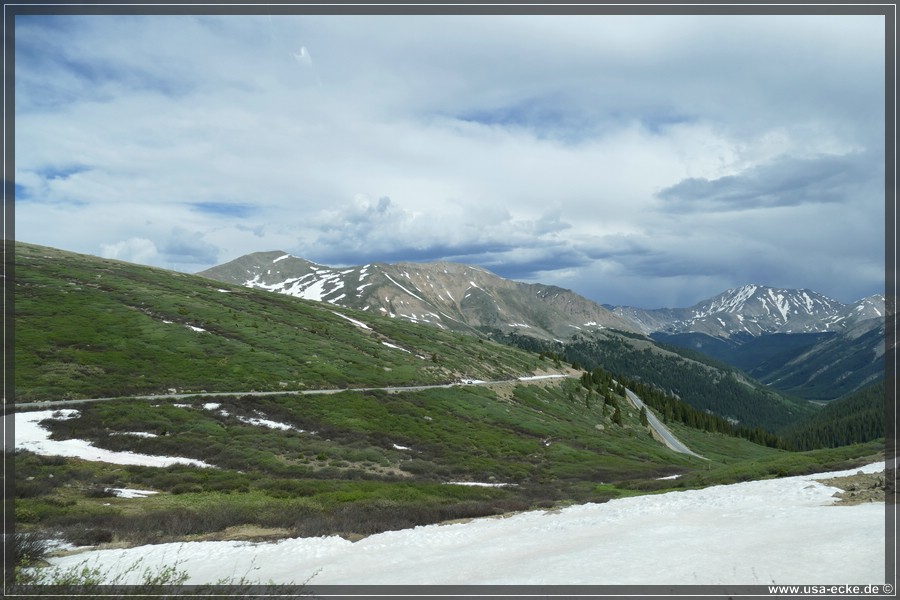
xmin=198 ymin=251 xmax=641 ymax=340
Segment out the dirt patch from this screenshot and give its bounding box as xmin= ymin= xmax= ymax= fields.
xmin=180 ymin=524 xmax=294 ymax=543
xmin=816 ymin=471 xmax=888 ymax=505
xmin=49 ymin=525 xmax=296 ymax=559
xmin=484 ymin=370 xmax=576 ymax=402
xmin=437 ymin=509 xmax=528 ymax=528
xmin=484 ymin=380 xmax=517 ymax=401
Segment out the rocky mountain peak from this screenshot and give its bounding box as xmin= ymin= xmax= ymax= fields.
xmin=198 ymin=253 xmax=639 ymax=340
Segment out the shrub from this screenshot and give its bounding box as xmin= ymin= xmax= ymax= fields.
xmin=65 ymin=527 xmax=113 ymax=547
xmin=14 ymin=532 xmax=49 ymax=567
xmin=15 ymin=507 xmax=39 ymax=524
xmin=84 ymin=487 xmax=116 ymax=498
xmin=171 ymin=483 xmax=204 ymax=495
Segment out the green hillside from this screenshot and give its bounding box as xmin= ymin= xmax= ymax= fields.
xmin=782 ymin=381 xmax=886 ymax=450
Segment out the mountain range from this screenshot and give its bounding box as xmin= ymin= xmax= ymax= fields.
xmin=199 ymin=252 xmax=886 ymax=402
xmin=608 ymin=283 xmax=883 ymax=338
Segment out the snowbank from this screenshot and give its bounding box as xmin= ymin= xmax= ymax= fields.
xmin=43 ymin=462 xmax=887 ymax=586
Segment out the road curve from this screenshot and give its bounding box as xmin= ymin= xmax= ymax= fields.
xmin=624 ymin=389 xmax=706 ymax=459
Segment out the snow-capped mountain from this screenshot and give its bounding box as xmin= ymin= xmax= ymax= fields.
xmin=610 ymin=285 xmax=886 ymax=401
xmin=198 ymin=251 xmax=640 ymax=340
xmin=610 ymin=284 xmax=885 ymax=338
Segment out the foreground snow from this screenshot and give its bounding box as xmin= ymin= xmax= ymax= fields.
xmin=44 ymin=462 xmax=887 ymax=586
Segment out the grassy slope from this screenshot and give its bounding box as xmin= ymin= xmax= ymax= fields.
xmin=13 ymin=242 xmax=881 ymax=550
xmin=15 ymin=242 xmax=540 ymax=401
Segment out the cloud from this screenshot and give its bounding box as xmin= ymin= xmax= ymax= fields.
xmin=291 ymin=46 xmax=312 ymax=66
xmin=290 ymin=45 xmax=321 ymax=86
xmin=159 ymin=228 xmax=220 ymax=265
xmin=656 ymin=152 xmax=876 ymax=213
xmin=97 ymin=229 xmax=219 ymax=271
xmin=101 ymin=237 xmax=159 ymax=265
xmin=299 ymin=194 xmax=581 ymax=277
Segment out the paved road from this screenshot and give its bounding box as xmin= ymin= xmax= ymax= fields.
xmin=10 ymin=375 xmax=574 ymax=411
xmin=624 ymin=389 xmax=706 ymax=459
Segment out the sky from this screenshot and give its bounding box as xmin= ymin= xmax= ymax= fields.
xmin=13 ymin=10 xmax=887 ymax=308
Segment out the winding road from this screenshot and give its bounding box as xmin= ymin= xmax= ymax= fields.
xmin=624 ymin=388 xmax=705 ymax=459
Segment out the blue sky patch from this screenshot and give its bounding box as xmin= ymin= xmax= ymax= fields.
xmin=455 ymin=97 xmax=599 ymax=143
xmin=37 ymin=165 xmax=90 ymax=181
xmin=189 ymin=202 xmax=258 ymax=219
xmin=14 ymin=183 xmax=29 ymax=200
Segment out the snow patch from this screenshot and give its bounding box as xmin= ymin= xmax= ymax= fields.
xmin=383 ymin=273 xmax=426 ymax=302
xmin=382 ymin=342 xmax=412 ymax=353
xmin=235 ymin=416 xmax=298 ymax=431
xmin=331 ymin=311 xmax=372 ymax=330
xmin=444 ymin=481 xmax=514 ymax=487
xmin=12 ymin=410 xmax=214 ymax=468
xmin=109 ymin=431 xmax=159 ymax=439
xmin=107 ymin=488 xmax=160 ymax=499
xmin=196 ymin=404 xmax=301 ymax=432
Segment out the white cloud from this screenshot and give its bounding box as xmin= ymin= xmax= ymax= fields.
xmin=101 ymin=237 xmax=159 ymax=265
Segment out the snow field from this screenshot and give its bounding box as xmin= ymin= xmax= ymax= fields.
xmin=41 ymin=462 xmax=887 ymax=586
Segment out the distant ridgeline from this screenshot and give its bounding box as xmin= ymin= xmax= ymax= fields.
xmin=780 ymin=381 xmax=885 ymax=451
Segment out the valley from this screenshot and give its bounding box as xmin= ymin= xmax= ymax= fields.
xmin=9 ymin=242 xmax=888 ymax=589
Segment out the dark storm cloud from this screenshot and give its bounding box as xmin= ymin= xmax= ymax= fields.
xmin=657 ymin=152 xmax=876 ymax=213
